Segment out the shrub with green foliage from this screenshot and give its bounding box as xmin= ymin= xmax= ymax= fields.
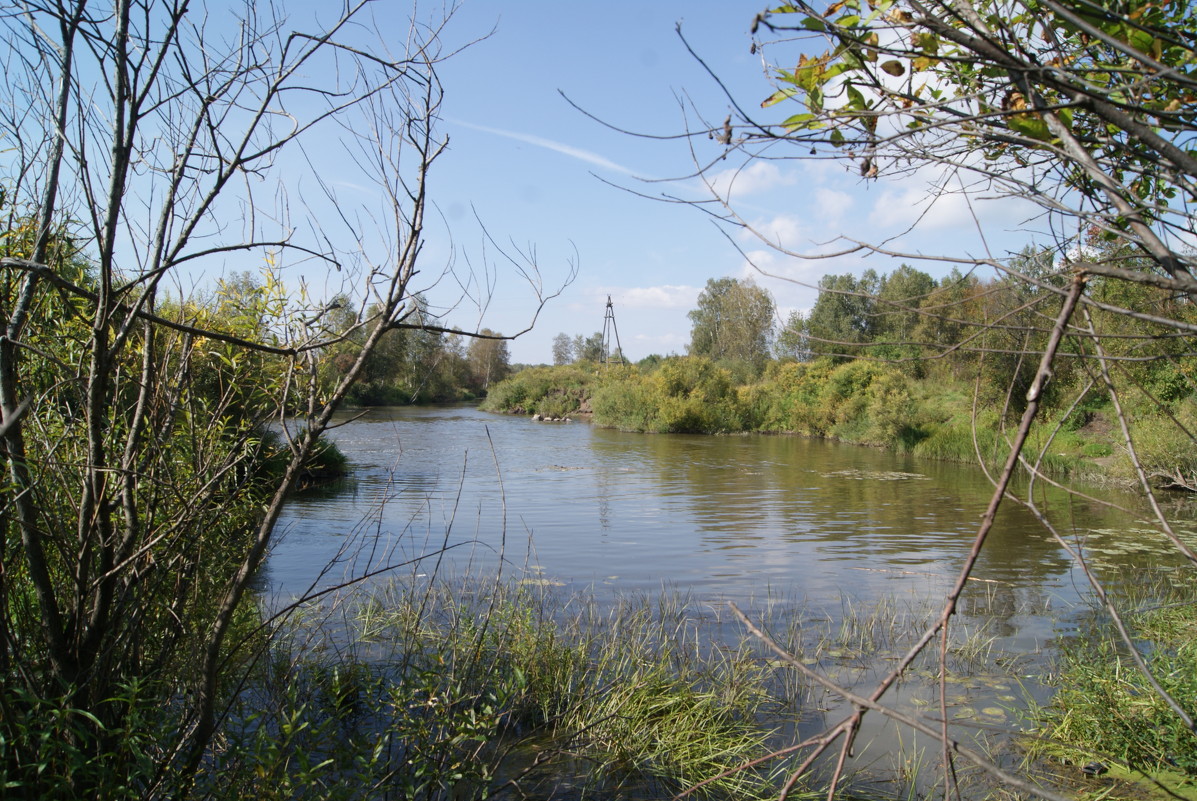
xmin=481 ymin=364 xmax=598 ymax=417
xmin=591 ymin=357 xmax=748 ymax=434
xmin=749 ymin=358 xmax=919 ymax=446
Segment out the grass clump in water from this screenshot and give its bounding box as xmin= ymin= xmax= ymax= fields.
xmin=224 ymin=579 xmax=789 ymax=801
xmin=1029 ymin=574 xmax=1197 ymax=787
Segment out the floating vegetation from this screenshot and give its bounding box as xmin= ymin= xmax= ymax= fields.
xmin=1053 ymin=527 xmax=1197 ymax=572
xmin=821 ymin=469 xmax=930 ymax=481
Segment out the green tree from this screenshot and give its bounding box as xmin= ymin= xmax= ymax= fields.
xmin=775 ymin=309 xmax=810 ymax=360
xmin=873 ymin=266 xmax=935 ymax=345
xmin=909 ymin=268 xmax=985 ymax=379
xmin=804 ymin=271 xmax=879 ymax=360
xmin=867 ymin=265 xmax=936 ymax=372
xmin=687 ymin=277 xmax=776 ymax=373
xmin=0 ymin=3 xmax=561 ymax=796
xmin=552 ymin=332 xmax=574 ymax=365
xmin=752 ymin=0 xmax=1197 ymax=285
xmin=573 ymin=331 xmax=606 ymax=363
xmin=467 ymin=329 xmax=511 ymax=391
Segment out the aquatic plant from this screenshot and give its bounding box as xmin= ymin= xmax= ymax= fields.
xmin=1029 ymin=576 xmax=1197 ymax=780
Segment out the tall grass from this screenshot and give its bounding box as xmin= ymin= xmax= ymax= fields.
xmin=1028 ymin=572 xmax=1197 ymax=779
xmin=204 ymin=578 xmax=792 ymax=800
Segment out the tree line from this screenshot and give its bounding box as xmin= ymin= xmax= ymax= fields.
xmin=617 ymin=234 xmax=1193 ymax=426
xmin=0 ymin=3 xmax=544 ymax=797
xmin=315 ymin=290 xmax=512 ymax=406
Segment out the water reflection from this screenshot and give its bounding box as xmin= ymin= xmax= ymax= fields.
xmin=269 ymin=404 xmax=1169 ymax=629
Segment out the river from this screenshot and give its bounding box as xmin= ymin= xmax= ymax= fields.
xmin=266 ymin=403 xmax=1191 ymax=790
xmin=269 ymin=404 xmax=1169 ymax=613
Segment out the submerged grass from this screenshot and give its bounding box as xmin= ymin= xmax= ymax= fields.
xmin=209 ymin=572 xmax=1197 ymax=801
xmin=1026 ymin=569 xmax=1197 ymax=797
xmin=220 ymin=577 xmax=793 ymax=801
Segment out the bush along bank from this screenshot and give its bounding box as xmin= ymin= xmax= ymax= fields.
xmin=482 ymin=356 xmax=1197 ymax=485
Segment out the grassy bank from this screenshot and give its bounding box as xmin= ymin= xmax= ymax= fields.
xmin=482 ymin=357 xmax=1197 ymax=484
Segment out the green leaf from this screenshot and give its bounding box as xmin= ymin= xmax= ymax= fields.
xmin=1008 ymin=113 xmax=1051 ymax=141
xmin=762 ymin=87 xmax=798 ymax=108
xmin=1126 ymin=27 xmax=1156 ymax=55
xmin=808 ymin=84 xmax=824 ymax=113
xmin=840 ymin=48 xmax=865 ymax=70
xmin=782 ymin=112 xmax=821 ymax=130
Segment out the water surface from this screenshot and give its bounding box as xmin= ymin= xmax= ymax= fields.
xmin=270 ymin=404 xmax=1168 ymax=626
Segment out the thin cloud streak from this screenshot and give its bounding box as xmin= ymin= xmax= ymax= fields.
xmin=452 ymin=120 xmax=639 ymax=176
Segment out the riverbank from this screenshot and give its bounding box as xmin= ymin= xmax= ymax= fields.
xmin=482 ymin=357 xmax=1195 ymax=491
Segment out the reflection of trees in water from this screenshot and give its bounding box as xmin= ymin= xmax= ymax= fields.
xmin=588 ymin=424 xmax=1148 ymax=660
xmin=304 ymin=412 xmax=1148 ymax=643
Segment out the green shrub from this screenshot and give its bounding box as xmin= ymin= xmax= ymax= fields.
xmin=590 ymin=372 xmax=658 ymax=431
xmin=590 ymin=357 xmax=748 ymax=434
xmin=534 ymin=390 xmax=581 ymax=419
xmin=482 ymin=364 xmax=597 ymax=415
xmin=751 ymin=359 xmax=842 ymax=435
xmin=649 ymin=357 xmax=748 ymax=433
xmin=1110 ymin=397 xmax=1197 ymax=481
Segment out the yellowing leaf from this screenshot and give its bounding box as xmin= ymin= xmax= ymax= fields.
xmin=762 ymin=87 xmax=797 ymax=108
xmin=881 ymin=60 xmax=905 ymax=76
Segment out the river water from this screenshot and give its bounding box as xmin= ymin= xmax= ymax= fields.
xmin=266 ymin=403 xmax=1192 ymax=788
xmin=269 ymin=404 xmax=1172 ymax=615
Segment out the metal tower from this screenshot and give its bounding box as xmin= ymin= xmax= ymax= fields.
xmin=601 ymin=295 xmax=625 ymax=367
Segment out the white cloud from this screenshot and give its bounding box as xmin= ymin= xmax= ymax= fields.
xmin=740 ymin=247 xmax=826 ymax=294
xmin=740 ymin=213 xmax=807 ymax=250
xmin=867 ymin=183 xmax=984 ymax=232
xmin=813 ymin=187 xmax=853 ymax=225
xmin=861 ymin=160 xmax=1044 ymax=249
xmin=604 ymin=284 xmax=700 ymax=310
xmin=737 ymin=212 xmax=864 ymax=265
xmin=704 ymin=161 xmax=796 ymax=202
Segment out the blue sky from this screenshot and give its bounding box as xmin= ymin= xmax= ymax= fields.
xmin=298 ymin=1 xmax=1044 ymax=364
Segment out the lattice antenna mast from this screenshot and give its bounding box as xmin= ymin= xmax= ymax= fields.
xmin=601 ymin=295 xmax=625 ymax=367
